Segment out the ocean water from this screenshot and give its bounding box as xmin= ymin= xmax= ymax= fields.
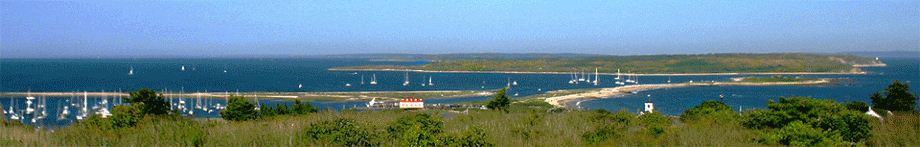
xmin=578 ymin=57 xmax=920 ymax=115
xmin=1 ymin=57 xmax=918 ymax=127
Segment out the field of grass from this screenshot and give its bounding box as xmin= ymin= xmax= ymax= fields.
xmin=333 ymin=53 xmax=877 ymax=74
xmin=1 ymin=100 xmax=917 ymax=146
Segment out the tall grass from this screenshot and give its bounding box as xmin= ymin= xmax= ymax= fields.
xmin=0 ymin=109 xmax=917 ymax=146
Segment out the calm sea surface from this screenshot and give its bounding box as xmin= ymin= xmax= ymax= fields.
xmin=1 ymin=57 xmax=917 ymax=127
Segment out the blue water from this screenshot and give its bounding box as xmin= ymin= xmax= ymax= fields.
xmin=579 ymin=57 xmax=920 ymax=115
xmin=1 ymin=57 xmax=918 ymax=127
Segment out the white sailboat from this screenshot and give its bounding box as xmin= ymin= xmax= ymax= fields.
xmin=128 ymin=66 xmax=134 ymax=76
xmin=578 ymin=71 xmax=586 ymax=82
xmin=593 ymin=68 xmax=599 ymax=85
xmin=568 ymin=72 xmax=577 ymax=84
xmin=428 ymin=76 xmax=434 ymax=86
xmin=25 ymin=93 xmax=35 ymax=114
xmin=614 ymin=69 xmax=621 ymax=80
xmin=370 ymin=74 xmax=378 ymax=85
xmin=402 ymin=72 xmax=410 ymax=86
xmin=361 ymin=75 xmax=365 ymax=85
xmin=77 ymin=91 xmax=88 ymax=120
xmin=181 ymin=65 xmax=186 ymax=71
xmin=298 ymin=84 xmax=303 ymax=89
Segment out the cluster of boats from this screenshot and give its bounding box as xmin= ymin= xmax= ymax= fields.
xmin=569 ymin=68 xmax=641 ymax=86
xmin=3 ymin=91 xmax=120 ymax=125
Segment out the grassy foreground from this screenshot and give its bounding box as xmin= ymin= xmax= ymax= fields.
xmin=0 ymin=100 xmax=918 ymax=146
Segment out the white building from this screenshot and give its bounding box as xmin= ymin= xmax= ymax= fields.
xmin=399 ymin=98 xmax=424 ymax=109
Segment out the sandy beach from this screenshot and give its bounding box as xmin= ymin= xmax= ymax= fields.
xmin=542 ymin=79 xmax=831 ymax=107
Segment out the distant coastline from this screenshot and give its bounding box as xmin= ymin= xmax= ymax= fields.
xmin=329 ymin=68 xmax=866 ymax=76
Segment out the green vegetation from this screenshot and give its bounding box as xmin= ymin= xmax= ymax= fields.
xmin=220 ymin=96 xmax=259 ymax=121
xmin=126 ymin=88 xmax=170 ymax=115
xmin=743 ymin=97 xmax=872 ymax=146
xmin=335 ymin=53 xmax=876 ymax=74
xmin=486 ymin=88 xmax=511 ymax=112
xmin=260 ymin=100 xmax=319 ymax=117
xmin=871 ymin=80 xmax=918 ymax=112
xmin=1 ymin=82 xmax=918 ymax=146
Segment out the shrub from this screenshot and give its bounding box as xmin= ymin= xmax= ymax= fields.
xmin=743 ymin=97 xmax=872 ymax=145
xmin=304 ymin=118 xmax=375 ymax=146
xmin=759 ymin=121 xmax=842 ymax=146
xmin=638 ymin=112 xmax=670 ymax=137
xmin=845 ymin=101 xmax=870 ymax=112
xmin=681 ymin=100 xmax=736 ymax=121
xmin=387 ymin=113 xmax=445 ymax=146
xmin=110 ymin=105 xmax=142 ymax=128
xmin=220 ymin=96 xmax=258 ymax=121
xmin=582 ymin=110 xmax=635 ymax=144
xmin=126 ymin=88 xmax=170 ymax=115
xmin=871 ymin=80 xmax=918 ymax=112
xmin=486 ymin=88 xmax=511 ymax=112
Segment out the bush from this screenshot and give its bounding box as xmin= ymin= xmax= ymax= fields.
xmin=220 ymin=96 xmax=258 ymax=121
xmin=681 ymin=100 xmax=736 ymax=121
xmin=304 ymin=118 xmax=375 ymax=146
xmin=126 ymin=88 xmax=170 ymax=115
xmin=743 ymin=97 xmax=871 ymax=145
xmin=387 ymin=113 xmax=445 ymax=146
xmin=871 ymin=80 xmax=918 ymax=112
xmin=582 ymin=110 xmax=635 ymax=144
xmin=638 ymin=112 xmax=670 ymax=137
xmin=845 ymin=101 xmax=870 ymax=112
xmin=260 ymin=100 xmax=318 ymax=117
xmin=486 ymin=88 xmax=511 ymax=112
xmin=760 ymin=121 xmax=842 ymax=146
xmin=110 ymin=105 xmax=142 ymax=128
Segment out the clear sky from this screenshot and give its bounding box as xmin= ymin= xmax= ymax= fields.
xmin=2 ymin=0 xmax=918 ymax=58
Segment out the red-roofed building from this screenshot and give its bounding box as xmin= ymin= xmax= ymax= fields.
xmin=399 ymin=98 xmax=424 ymax=109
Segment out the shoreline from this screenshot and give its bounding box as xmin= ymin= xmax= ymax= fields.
xmin=542 ymin=79 xmax=831 ymax=108
xmin=328 ymin=68 xmax=866 ymax=76
xmin=0 ymin=90 xmax=493 ymax=101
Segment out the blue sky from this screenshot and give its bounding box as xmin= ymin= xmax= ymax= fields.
xmin=2 ymin=0 xmax=918 ymax=58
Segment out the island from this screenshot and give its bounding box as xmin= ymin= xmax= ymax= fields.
xmin=329 ymin=53 xmax=882 ymax=75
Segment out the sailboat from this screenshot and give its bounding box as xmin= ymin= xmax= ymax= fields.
xmin=298 ymin=84 xmax=303 ymax=89
xmin=25 ymin=93 xmax=35 ymax=114
xmin=77 ymin=91 xmax=88 ymax=120
xmin=370 ymin=74 xmax=378 ymax=85
xmin=361 ymin=75 xmax=365 ymax=85
xmin=128 ymin=66 xmax=134 ymax=76
xmin=614 ymin=69 xmax=621 ymax=80
xmin=181 ymin=65 xmax=186 ymax=71
xmin=428 ymin=76 xmax=434 ymax=86
xmin=578 ymin=71 xmax=586 ymax=82
xmin=402 ymin=72 xmax=410 ymax=86
xmin=593 ymin=68 xmax=599 ymax=86
xmin=568 ymin=72 xmax=577 ymax=84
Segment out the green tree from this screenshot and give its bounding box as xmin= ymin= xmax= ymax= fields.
xmin=220 ymin=96 xmax=258 ymax=121
xmin=486 ymin=88 xmax=511 ymax=112
xmin=292 ymin=100 xmax=318 ymax=114
xmin=845 ymin=101 xmax=869 ymax=112
xmin=126 ymin=88 xmax=170 ymax=115
xmin=110 ymin=105 xmax=142 ymax=128
xmin=871 ymin=80 xmax=918 ymax=112
xmin=387 ymin=113 xmax=445 ymax=146
xmin=680 ymin=100 xmax=735 ymax=121
xmin=304 ymin=118 xmax=376 ymax=146
xmin=743 ymin=97 xmax=871 ymax=145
